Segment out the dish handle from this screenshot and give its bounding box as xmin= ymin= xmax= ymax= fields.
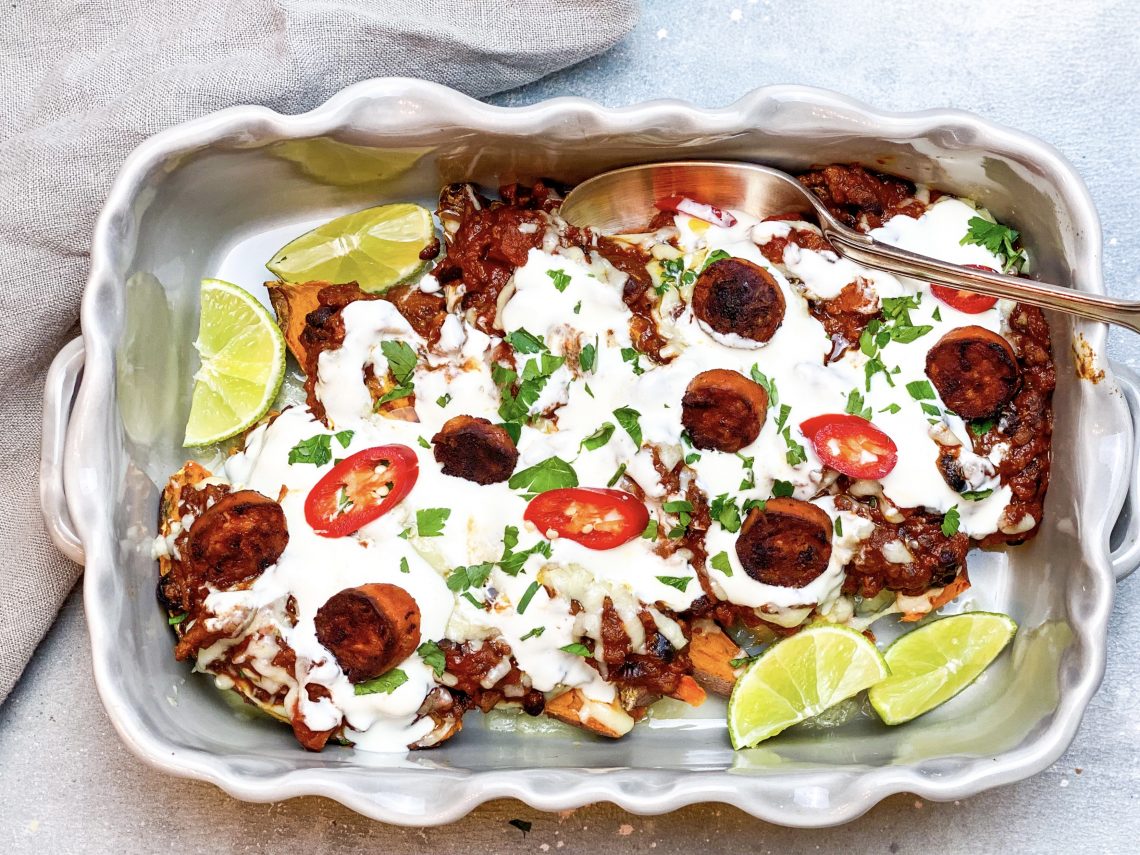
xmin=40 ymin=336 xmax=86 ymax=565
xmin=1110 ymin=361 xmax=1140 ymax=581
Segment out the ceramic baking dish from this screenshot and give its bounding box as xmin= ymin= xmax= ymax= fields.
xmin=39 ymin=80 xmax=1140 ymax=827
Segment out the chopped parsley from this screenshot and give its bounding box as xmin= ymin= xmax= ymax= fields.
xmin=969 ymin=417 xmax=996 ymax=436
xmin=941 ymin=505 xmax=961 ymax=537
xmin=782 ymin=427 xmax=807 ymax=466
xmin=376 ymin=383 xmax=414 ymax=405
xmin=354 ymin=668 xmax=408 ymax=696
xmin=879 ymin=403 xmax=902 ymax=415
xmin=702 ymin=248 xmax=731 ymax=271
xmin=641 ymin=518 xmax=659 ymax=540
xmin=710 ymin=551 xmax=733 ymax=577
xmin=334 ymin=487 xmax=352 ymax=515
xmin=288 ymin=434 xmax=333 ymax=466
xmin=580 ymin=421 xmax=615 ymax=451
xmin=446 ymin=563 xmax=490 ymax=592
xmin=334 ymin=429 xmax=354 ymax=448
xmin=560 ymin=642 xmax=592 ymax=658
xmin=497 ymin=524 xmax=552 ymax=576
xmin=774 ymin=403 xmax=791 ymax=433
xmin=416 ymin=640 xmax=446 ymax=676
xmin=579 ymin=338 xmax=597 ymax=373
xmin=710 ymin=493 xmax=743 ymax=533
xmin=834 ymin=516 xmax=844 ymax=537
xmin=436 ymin=393 xmax=452 ymax=408
xmin=508 ymin=456 xmax=578 ymax=497
xmin=729 ymin=654 xmax=760 ymax=669
xmin=656 ymin=575 xmax=692 ymax=592
xmin=858 ymin=298 xmax=932 ymax=391
xmin=620 ymin=347 xmax=645 ymax=376
xmin=663 ymin=499 xmax=693 ymax=539
xmin=738 ymin=453 xmax=756 ymax=490
xmin=380 ymin=340 xmax=417 ymax=384
xmin=416 ymin=507 xmax=451 ymax=537
xmin=399 ymin=556 xmax=410 ymax=574
xmin=495 ymin=349 xmax=565 ymax=426
xmin=961 ymin=216 xmax=1027 ymax=274
xmin=772 ymin=480 xmax=795 ymax=498
xmin=517 ymin=580 xmax=542 ymax=614
xmin=845 ymin=389 xmax=872 ymax=420
xmin=417 ymin=435 xmax=430 ymax=449
xmin=613 ymin=406 xmax=643 ymax=447
xmin=520 ymin=626 xmax=546 ymax=641
xmin=931 ymin=306 xmax=943 ymax=322
xmin=168 ymin=613 xmax=187 ymax=625
xmin=547 ymin=269 xmax=571 ymax=292
xmin=461 ymin=591 xmax=484 ymax=609
xmin=505 ymin=328 xmax=547 ymax=353
xmin=906 ymin=379 xmax=937 ymax=401
xmin=658 ymin=257 xmax=697 ymax=295
xmin=573 ymin=301 xmax=582 ymax=315
xmin=961 ymin=488 xmax=995 ymax=502
xmin=607 ymin=462 xmax=627 ymax=488
xmin=749 ymin=365 xmax=778 ymax=408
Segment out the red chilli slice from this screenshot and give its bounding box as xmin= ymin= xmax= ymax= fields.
xmin=930 ymin=264 xmax=1000 ymax=314
xmin=799 ymin=413 xmax=898 ymax=480
xmin=305 ymin=445 xmax=419 ymax=537
xmin=524 ymin=487 xmax=650 ymax=550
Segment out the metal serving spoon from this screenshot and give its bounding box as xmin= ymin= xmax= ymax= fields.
xmin=559 ymin=160 xmax=1140 ymax=334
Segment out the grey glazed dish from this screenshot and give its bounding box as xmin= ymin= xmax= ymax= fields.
xmin=38 ymin=79 xmax=1140 ymax=827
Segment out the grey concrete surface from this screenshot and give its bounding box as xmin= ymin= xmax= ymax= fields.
xmin=4 ymin=0 xmax=1139 ymax=852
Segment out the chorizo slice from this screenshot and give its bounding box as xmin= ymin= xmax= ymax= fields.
xmin=431 ymin=414 xmax=518 ymax=484
xmin=691 ymin=257 xmax=786 ymax=343
xmin=187 ymin=490 xmax=288 ymax=590
xmin=735 ymin=497 xmax=833 ymax=588
xmin=314 ymin=583 xmax=422 ymax=683
xmin=681 ymin=368 xmax=768 ymax=453
xmin=925 ymin=325 xmax=1021 ymax=419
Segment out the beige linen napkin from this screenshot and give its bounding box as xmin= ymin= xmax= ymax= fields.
xmin=0 ymin=0 xmax=637 ymax=705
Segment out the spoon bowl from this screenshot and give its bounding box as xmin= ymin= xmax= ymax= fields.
xmin=560 ymin=160 xmax=1140 ymax=334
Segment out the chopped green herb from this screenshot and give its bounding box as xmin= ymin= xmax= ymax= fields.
xmin=560 ymin=642 xmax=592 ymax=658
xmin=580 ymin=421 xmax=615 ymax=451
xmin=710 ymin=493 xmax=743 ymax=533
xmin=613 ymin=406 xmax=643 ymax=447
xmin=749 ymin=365 xmax=778 ymax=408
xmin=288 ymin=434 xmax=333 ymax=466
xmin=354 ymin=668 xmax=409 ymax=696
xmin=969 ymin=418 xmax=996 ymax=436
xmin=334 ymin=429 xmax=354 ymax=448
xmin=664 ymin=499 xmax=693 ymax=539
xmin=710 ymin=551 xmax=733 ymax=577
xmin=606 ymin=463 xmax=627 ymax=488
xmin=961 ymin=216 xmax=1027 ymax=273
xmin=702 ymin=249 xmax=731 ymax=271
xmin=782 ymin=427 xmax=807 ymax=466
xmin=961 ymin=488 xmax=995 ymax=502
xmin=417 ymin=435 xmax=430 ymax=449
xmin=547 ymin=269 xmax=571 ymax=292
xmin=497 ymin=525 xmax=552 ymax=576
xmin=380 ymin=340 xmax=417 ymax=386
xmin=517 ymin=580 xmax=541 ymax=615
xmin=834 ymin=516 xmax=844 ymax=537
xmin=446 ymin=562 xmax=493 ymax=592
xmin=864 ymin=354 xmax=895 ymax=390
xmin=583 ymin=382 xmax=594 ymax=398
xmin=376 ymin=384 xmax=414 ymax=404
xmin=335 ymin=487 xmax=352 ymax=515
xmin=398 ymin=527 xmax=411 ymax=540
xmin=461 ymin=591 xmax=484 ymax=609
xmin=573 ymin=301 xmax=582 ymax=315
xmin=931 ymin=306 xmax=943 ymax=322
xmin=879 ymin=403 xmax=902 ymax=415
xmin=920 ymin=402 xmax=943 ymax=418
xmin=416 ymin=507 xmax=451 ymax=537
xmin=579 ymin=339 xmax=597 ymax=373
xmin=499 ymin=421 xmax=522 ymax=444
xmin=729 ymin=654 xmax=760 ymax=669
xmin=505 ymin=328 xmax=547 ymax=353
xmin=845 ymin=388 xmax=872 ymax=420
xmin=772 ymin=480 xmax=795 ymax=498
xmin=941 ymin=505 xmax=961 ymax=536
xmin=775 ymin=403 xmax=791 ymax=432
xmin=738 ymin=453 xmax=757 ymax=491
xmin=684 ymin=452 xmax=701 ymax=464
xmin=168 ymin=613 xmax=187 ymax=625
xmin=520 ymin=626 xmax=546 ymax=641
xmin=399 ymin=556 xmax=410 ymax=574
xmin=656 ymin=575 xmax=692 ymax=592
xmin=620 ymin=347 xmax=645 ymax=376
xmin=436 ymin=393 xmax=452 ymax=408
xmin=417 ymin=640 xmax=446 ymax=676
xmin=641 ymin=518 xmax=659 ymax=540
xmin=508 ymin=456 xmax=578 ymax=496
xmin=906 ymin=379 xmax=937 ymax=401
xmin=658 ymin=257 xmax=698 ymax=295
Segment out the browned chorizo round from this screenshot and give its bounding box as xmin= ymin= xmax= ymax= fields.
xmin=432 ymin=415 xmax=518 ymax=484
xmin=924 ymin=325 xmax=1021 ymax=419
xmin=681 ymin=368 xmax=768 ymax=453
xmin=187 ymin=490 xmax=288 ymax=589
xmin=691 ymin=257 xmax=786 ymax=343
xmin=314 ymin=583 xmax=422 ymax=683
xmin=735 ymin=497 xmax=833 ymax=587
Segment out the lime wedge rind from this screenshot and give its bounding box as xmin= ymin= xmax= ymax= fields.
xmin=727 ymin=624 xmax=890 ymax=750
xmin=869 ymin=611 xmax=1017 ymax=726
xmin=266 ymin=203 xmax=435 ymax=293
xmin=184 ymin=279 xmax=286 ymax=447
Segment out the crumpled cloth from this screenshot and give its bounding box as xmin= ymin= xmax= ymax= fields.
xmin=0 ymin=0 xmax=637 ymax=705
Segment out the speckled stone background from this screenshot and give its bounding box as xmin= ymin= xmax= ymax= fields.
xmin=3 ymin=1 xmax=1139 ymax=852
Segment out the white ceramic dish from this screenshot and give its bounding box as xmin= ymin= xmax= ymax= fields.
xmin=39 ymin=80 xmax=1140 ymax=826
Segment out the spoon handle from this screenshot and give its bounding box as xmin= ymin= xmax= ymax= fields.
xmin=824 ymin=228 xmax=1140 ymax=335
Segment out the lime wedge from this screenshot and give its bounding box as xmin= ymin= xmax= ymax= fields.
xmin=869 ymin=612 xmax=1017 ymax=725
xmin=184 ymin=279 xmax=285 ymax=446
xmin=727 ymin=624 xmax=889 ymax=749
xmin=266 ymin=203 xmax=435 ymax=292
